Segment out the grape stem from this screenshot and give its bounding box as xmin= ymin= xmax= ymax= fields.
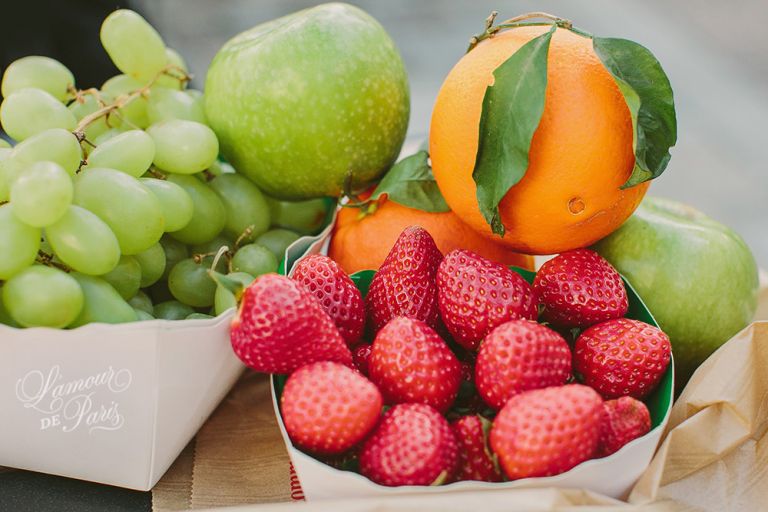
xmin=36 ymin=251 xmax=72 ymax=273
xmin=235 ymin=225 xmax=255 ymax=249
xmin=72 ymin=64 xmax=192 ymax=135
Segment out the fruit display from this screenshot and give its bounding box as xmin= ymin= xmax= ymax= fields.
xmin=228 ymin=225 xmax=673 ymax=486
xmin=593 ymin=196 xmax=759 ymax=389
xmin=0 ymin=10 xmax=327 ymax=329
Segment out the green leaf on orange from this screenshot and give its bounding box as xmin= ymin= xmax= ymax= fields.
xmin=371 ymin=150 xmax=450 ymax=213
xmin=472 ymin=27 xmax=554 ymax=236
xmin=593 ymin=37 xmax=677 ymax=189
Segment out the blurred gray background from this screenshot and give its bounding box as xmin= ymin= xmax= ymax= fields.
xmin=120 ymin=1 xmax=768 ymax=265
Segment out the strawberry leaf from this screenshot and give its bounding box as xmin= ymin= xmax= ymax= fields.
xmin=593 ymin=37 xmax=677 ymax=188
xmin=472 ymin=27 xmax=554 ymax=236
xmin=371 ymin=150 xmax=450 ymax=213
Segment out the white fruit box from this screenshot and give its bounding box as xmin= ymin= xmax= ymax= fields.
xmin=274 ymin=224 xmax=675 ymax=502
xmin=0 ymin=220 xmax=337 ymax=491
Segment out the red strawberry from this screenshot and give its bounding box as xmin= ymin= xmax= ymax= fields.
xmin=368 ymin=316 xmax=461 ymax=412
xmin=281 ymin=361 xmax=382 ymax=455
xmin=451 ymin=415 xmax=501 ymax=482
xmin=437 ymin=249 xmax=537 ymax=350
xmin=230 ymin=274 xmax=352 ymax=374
xmin=574 ymin=318 xmax=672 ymax=399
xmin=366 ymin=226 xmax=443 ymax=333
xmin=352 ymin=343 xmax=372 ymax=376
xmin=534 ymin=249 xmax=628 ymax=329
xmin=475 ymin=320 xmax=572 ymax=410
xmin=490 ymin=384 xmax=603 ymax=480
xmin=292 ymin=254 xmax=365 ymax=346
xmin=599 ymin=396 xmax=651 ymax=456
xmin=360 ymin=403 xmax=458 ymax=486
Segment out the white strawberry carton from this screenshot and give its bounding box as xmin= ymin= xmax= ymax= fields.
xmin=272 ymin=228 xmax=674 ymax=501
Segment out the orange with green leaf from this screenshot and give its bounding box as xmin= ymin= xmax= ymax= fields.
xmin=429 ymin=12 xmax=677 ymax=254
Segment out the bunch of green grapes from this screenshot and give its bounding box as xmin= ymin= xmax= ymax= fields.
xmin=0 ymin=10 xmax=330 ymax=329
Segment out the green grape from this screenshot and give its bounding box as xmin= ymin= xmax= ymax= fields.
xmin=186 ymin=313 xmax=213 ymax=320
xmin=160 ymin=235 xmax=188 ymax=279
xmin=155 ymin=48 xmax=188 ymax=90
xmin=0 ymin=204 xmax=41 ymax=280
xmin=128 ymin=290 xmax=153 ymax=315
xmin=46 ymin=205 xmax=121 ymax=275
xmin=214 ymin=271 xmax=254 ymax=316
xmin=93 ymin=127 xmax=128 ymax=147
xmin=101 ymin=74 xmax=148 ymax=128
xmin=134 ymin=242 xmax=165 ymax=287
xmin=68 ymin=94 xmax=113 ymax=141
xmin=74 ymin=167 xmax=164 ymax=254
xmin=3 ymin=266 xmax=83 ymax=328
xmin=10 ymin=161 xmax=72 ymax=227
xmin=0 ymin=140 xmax=10 ymax=149
xmin=100 ymin=9 xmax=167 ymax=83
xmin=135 ymin=309 xmax=154 ymax=321
xmin=0 ymin=159 xmax=23 ymax=202
xmin=0 ymin=88 xmax=77 ymax=141
xmin=0 ymin=148 xmax=10 ymax=161
xmin=0 ymin=285 xmax=20 ymax=327
xmin=209 ymin=174 xmax=270 ymax=241
xmin=255 ymin=229 xmax=300 ymax=262
xmin=267 ymin=196 xmax=330 ymax=235
xmin=154 ymin=300 xmax=194 ymax=320
xmin=1 ymin=56 xmax=75 ymax=102
xmin=100 ymin=256 xmax=141 ymax=300
xmin=69 ymin=273 xmax=138 ymax=326
xmin=147 ymin=120 xmax=218 ymax=175
xmin=139 ymin=177 xmax=193 ymax=231
xmin=147 ymin=88 xmax=206 ymax=124
xmin=207 ymin=159 xmax=236 ymax=177
xmin=168 ymin=258 xmax=216 ymax=308
xmin=166 ymin=174 xmax=226 ymax=245
xmin=86 ymin=130 xmax=154 ymax=177
xmin=11 ymin=128 xmax=83 ymax=176
xmin=230 ymin=244 xmax=278 ymax=277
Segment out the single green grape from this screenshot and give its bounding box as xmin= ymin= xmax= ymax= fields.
xmin=101 ymin=74 xmax=148 ymax=128
xmin=0 ymin=204 xmax=41 ymax=280
xmin=86 ymin=130 xmax=155 ymax=178
xmin=100 ymin=256 xmax=141 ymax=300
xmin=154 ymin=300 xmax=194 ymax=320
xmin=207 ymin=159 xmax=236 ymax=177
xmin=128 ymin=290 xmax=153 ymax=315
xmin=69 ymin=273 xmax=138 ymax=327
xmin=168 ymin=258 xmax=216 ymax=308
xmin=147 ymin=88 xmax=206 ymax=124
xmin=100 ymin=9 xmax=167 ymax=83
xmin=209 ymin=173 xmax=270 ymax=241
xmin=267 ymin=196 xmax=330 ymax=235
xmin=73 ymin=167 xmax=164 ymax=254
xmin=0 ymin=285 xmax=20 ymax=327
xmin=3 ymin=266 xmax=84 ymax=328
xmin=139 ymin=177 xmax=194 ymax=232
xmin=214 ymin=271 xmax=254 ymax=316
xmin=1 ymin=56 xmax=75 ymax=102
xmin=134 ymin=309 xmax=155 ymax=321
xmin=147 ymin=120 xmax=218 ymax=175
xmin=255 ymin=229 xmax=300 ymax=262
xmin=46 ymin=205 xmax=121 ymax=275
xmin=186 ymin=313 xmax=213 ymax=320
xmin=10 ymin=161 xmax=72 ymax=227
xmin=160 ymin=235 xmax=188 ymax=280
xmin=0 ymin=139 xmax=10 ymax=149
xmin=0 ymin=159 xmax=23 ymax=202
xmin=154 ymin=48 xmax=188 ymax=90
xmin=134 ymin=242 xmax=166 ymax=287
xmin=10 ymin=128 xmax=83 ymax=176
xmin=230 ymin=244 xmax=279 ymax=277
xmin=93 ymin=128 xmax=128 ymax=147
xmin=69 ymin=94 xmax=114 ymax=141
xmin=166 ymin=174 xmax=226 ymax=245
xmin=0 ymin=88 xmax=77 ymax=141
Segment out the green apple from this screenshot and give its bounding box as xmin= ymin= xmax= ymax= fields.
xmin=593 ymin=196 xmax=758 ymax=389
xmin=204 ymin=3 xmax=410 ymax=199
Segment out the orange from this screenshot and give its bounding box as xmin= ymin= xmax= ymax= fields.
xmin=430 ymin=26 xmax=649 ymax=255
xmin=328 ymin=197 xmax=534 ymax=274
